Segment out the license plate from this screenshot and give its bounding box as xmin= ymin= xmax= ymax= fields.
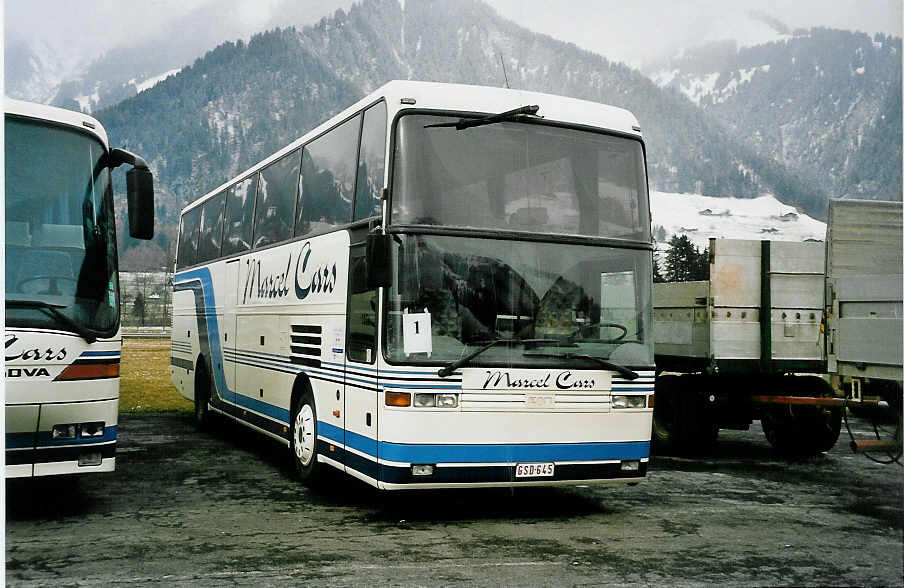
xmin=515 ymin=462 xmax=555 ymax=478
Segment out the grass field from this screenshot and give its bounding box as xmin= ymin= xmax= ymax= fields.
xmin=120 ymin=338 xmax=192 ymax=414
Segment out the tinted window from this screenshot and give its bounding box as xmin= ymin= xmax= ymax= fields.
xmin=197 ymin=193 xmax=226 ymax=262
xmin=392 ymin=115 xmax=650 ymax=241
xmin=346 ymin=250 xmax=376 ymax=363
xmin=5 ymin=117 xmax=120 ymax=334
xmin=296 ymin=114 xmax=361 ymax=237
xmin=222 ymin=175 xmax=258 ymax=256
xmin=354 ymin=103 xmax=387 ymax=220
xmin=253 ymin=150 xmax=301 ymax=248
xmin=176 ymin=207 xmax=202 ymax=270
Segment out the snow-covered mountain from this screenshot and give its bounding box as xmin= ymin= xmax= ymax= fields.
xmin=645 ymin=28 xmax=902 ymax=203
xmin=5 ymin=0 xmax=353 ymax=112
xmin=651 ymin=191 xmax=826 ymax=251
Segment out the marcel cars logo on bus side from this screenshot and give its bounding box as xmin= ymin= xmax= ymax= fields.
xmin=467 ymin=369 xmax=611 ymax=391
xmin=242 ymin=241 xmax=337 ymax=304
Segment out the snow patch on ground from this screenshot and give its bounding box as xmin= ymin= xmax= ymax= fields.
xmin=651 ymin=191 xmax=826 ymax=250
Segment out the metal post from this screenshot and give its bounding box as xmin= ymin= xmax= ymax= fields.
xmin=760 ymin=240 xmax=772 ymax=373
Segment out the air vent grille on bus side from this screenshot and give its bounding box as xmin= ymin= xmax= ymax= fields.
xmin=290 ymin=324 xmax=322 ymax=368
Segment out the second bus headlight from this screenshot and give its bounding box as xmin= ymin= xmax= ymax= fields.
xmin=611 ymin=395 xmax=647 ymax=409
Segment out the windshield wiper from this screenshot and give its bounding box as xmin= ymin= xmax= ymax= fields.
xmin=424 ymin=105 xmax=540 ymax=131
xmin=522 ymin=352 xmax=639 ymax=380
xmin=437 ymin=338 xmax=557 ymax=378
xmin=6 ymin=299 xmax=97 ymax=343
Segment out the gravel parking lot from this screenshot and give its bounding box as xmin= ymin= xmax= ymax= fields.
xmin=6 ymin=413 xmax=902 ymax=586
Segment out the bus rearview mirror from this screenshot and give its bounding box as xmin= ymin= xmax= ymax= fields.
xmin=366 ymin=233 xmax=392 ymax=289
xmin=127 ymin=167 xmax=155 ymax=240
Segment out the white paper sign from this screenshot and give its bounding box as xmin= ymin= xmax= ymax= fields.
xmin=331 ymin=327 xmax=344 ymax=362
xmin=402 ymin=310 xmax=433 ymax=355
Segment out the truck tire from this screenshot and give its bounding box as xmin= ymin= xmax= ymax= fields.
xmin=652 ymin=375 xmax=718 ymax=455
xmin=652 ymin=375 xmax=680 ymax=452
xmin=761 ymin=376 xmax=841 ymax=457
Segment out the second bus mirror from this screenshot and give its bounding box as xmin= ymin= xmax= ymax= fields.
xmin=366 ymin=233 xmax=392 ymax=289
xmin=127 ymin=167 xmax=155 ymax=240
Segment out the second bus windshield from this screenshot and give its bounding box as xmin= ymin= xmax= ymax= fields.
xmin=391 ymin=114 xmax=650 ymax=242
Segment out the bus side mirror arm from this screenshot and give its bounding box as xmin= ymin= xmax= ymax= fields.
xmin=366 ymin=233 xmax=392 ymax=289
xmin=110 ymin=148 xmax=155 ymax=240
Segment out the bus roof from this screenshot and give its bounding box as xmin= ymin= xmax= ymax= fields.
xmin=372 ymin=80 xmax=642 ymax=136
xmin=4 ymin=98 xmax=109 ymax=147
xmin=183 ymin=80 xmax=643 ymax=214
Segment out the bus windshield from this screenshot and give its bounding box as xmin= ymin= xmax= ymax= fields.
xmin=4 ymin=116 xmax=120 ymax=336
xmin=384 ymin=235 xmax=654 ymax=369
xmin=391 ymin=114 xmax=650 ymax=241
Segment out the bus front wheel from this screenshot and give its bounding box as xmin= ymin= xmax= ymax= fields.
xmin=291 ymin=391 xmax=322 ymax=484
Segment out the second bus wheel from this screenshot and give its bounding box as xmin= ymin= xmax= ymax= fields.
xmin=291 ymin=391 xmax=323 ymax=484
xmin=193 ymin=362 xmax=214 ymax=429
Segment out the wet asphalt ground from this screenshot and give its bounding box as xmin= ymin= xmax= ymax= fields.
xmin=5 ymin=412 xmax=903 ymax=586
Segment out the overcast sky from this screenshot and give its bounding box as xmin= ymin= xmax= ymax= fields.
xmin=4 ymin=0 xmax=902 ymax=69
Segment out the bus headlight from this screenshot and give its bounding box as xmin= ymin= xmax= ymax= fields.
xmin=414 ymin=393 xmax=435 ymax=407
xmin=52 ymin=424 xmax=77 ymax=440
xmin=611 ymin=395 xmax=646 ymax=409
xmin=414 ymin=393 xmax=458 ymax=408
xmin=80 ymin=422 xmax=105 ymax=438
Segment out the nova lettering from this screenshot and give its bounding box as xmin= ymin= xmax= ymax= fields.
xmin=294 ymin=241 xmax=337 ymax=300
xmin=6 ymin=367 xmax=51 ymax=378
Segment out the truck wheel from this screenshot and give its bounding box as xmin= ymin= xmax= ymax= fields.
xmin=652 ymin=375 xmax=680 ymax=452
xmin=761 ymin=376 xmax=841 ymax=456
xmin=291 ymin=390 xmax=323 ymax=485
xmin=653 ymin=375 xmax=718 ymax=455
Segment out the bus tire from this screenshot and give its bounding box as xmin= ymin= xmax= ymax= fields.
xmin=193 ymin=361 xmax=213 ymax=429
xmin=291 ymin=390 xmax=322 ymax=485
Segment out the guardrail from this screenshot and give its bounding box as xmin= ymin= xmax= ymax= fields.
xmin=122 ymin=327 xmax=171 ymax=338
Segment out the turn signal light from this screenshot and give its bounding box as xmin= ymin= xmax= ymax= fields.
xmin=385 ymin=391 xmax=411 ymax=407
xmin=55 ymin=361 xmax=119 ymax=381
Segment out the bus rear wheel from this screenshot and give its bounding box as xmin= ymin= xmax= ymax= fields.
xmin=193 ymin=363 xmax=213 ymax=429
xmin=291 ymin=391 xmax=322 ymax=485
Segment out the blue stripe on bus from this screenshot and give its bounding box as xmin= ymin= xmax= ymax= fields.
xmin=317 ymin=421 xmax=345 ymax=446
xmin=233 ymin=392 xmax=291 ymax=423
xmin=379 ymin=440 xmax=649 ymax=464
xmin=316 ymin=418 xmax=647 ymax=464
xmin=5 ymin=432 xmax=36 ymax=449
xmin=79 ymin=351 xmax=121 ymax=357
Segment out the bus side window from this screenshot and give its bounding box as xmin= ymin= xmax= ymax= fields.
xmin=197 ymin=192 xmax=226 ymax=263
xmin=222 ymin=174 xmax=258 ymax=257
xmin=346 ymin=251 xmax=376 ymax=364
xmin=354 ymin=102 xmax=387 ymax=221
xmin=253 ymin=149 xmax=301 ymax=249
xmin=296 ymin=114 xmax=362 ymax=237
xmin=175 ymin=207 xmax=202 ymax=270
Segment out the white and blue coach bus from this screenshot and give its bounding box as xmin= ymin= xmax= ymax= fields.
xmin=5 ymin=98 xmax=154 ymax=478
xmin=171 ymin=81 xmax=655 ymax=490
